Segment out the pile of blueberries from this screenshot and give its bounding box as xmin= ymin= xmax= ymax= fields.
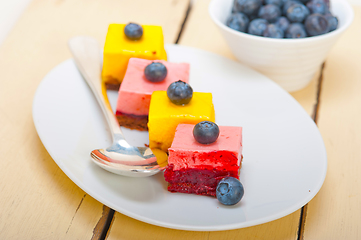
xmin=226 ymin=0 xmax=338 ymax=38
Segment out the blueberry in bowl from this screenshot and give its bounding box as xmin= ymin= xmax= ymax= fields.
xmin=286 ymin=3 xmax=310 ymax=23
xmin=282 ymin=0 xmax=301 ymax=15
xmin=226 ymin=12 xmax=250 ymax=32
xmin=265 ymin=0 xmax=283 ymax=8
xmin=325 ymin=13 xmax=338 ymax=31
xmin=234 ymin=0 xmax=263 ymax=16
xmin=286 ymin=22 xmax=307 ymax=38
xmin=275 ymin=16 xmax=290 ymax=32
xmin=258 ymin=4 xmax=282 ymax=23
xmin=248 ymin=18 xmax=268 ymax=36
xmin=307 ymin=0 xmax=328 ymax=14
xmin=222 ymin=0 xmax=342 ymax=39
xmin=263 ymin=24 xmax=284 ymax=38
xmin=304 ymin=13 xmax=330 ymax=36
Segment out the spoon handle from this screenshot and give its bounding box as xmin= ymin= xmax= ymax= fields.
xmin=68 ymin=36 xmax=123 ymax=138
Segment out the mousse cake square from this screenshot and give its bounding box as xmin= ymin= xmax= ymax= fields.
xmin=164 ymin=124 xmax=243 ymax=197
xmin=115 ymin=58 xmax=190 ymax=131
xmin=102 ymin=24 xmax=167 ymax=89
xmin=148 ymin=91 xmax=215 ymax=153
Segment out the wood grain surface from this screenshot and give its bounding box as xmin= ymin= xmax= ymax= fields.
xmin=1 ymin=0 xmax=360 ymax=239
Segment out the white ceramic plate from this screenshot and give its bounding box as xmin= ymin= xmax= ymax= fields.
xmin=32 ymin=44 xmax=327 ymax=231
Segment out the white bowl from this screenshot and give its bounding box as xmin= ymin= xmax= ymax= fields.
xmin=209 ymin=0 xmax=354 ymax=92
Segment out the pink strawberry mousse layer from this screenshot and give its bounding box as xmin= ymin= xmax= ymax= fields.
xmin=116 ymin=58 xmax=190 ymax=116
xmin=168 ymin=124 xmax=243 ymax=171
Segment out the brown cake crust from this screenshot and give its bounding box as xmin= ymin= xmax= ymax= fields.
xmin=105 ymin=83 xmax=121 ymax=90
xmin=116 ymin=111 xmax=148 ymax=131
xmin=103 ymin=75 xmax=121 ymax=90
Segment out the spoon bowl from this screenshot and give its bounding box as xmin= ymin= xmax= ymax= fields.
xmin=68 ymin=36 xmax=164 ymax=177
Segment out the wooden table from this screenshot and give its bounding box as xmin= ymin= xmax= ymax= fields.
xmin=1 ymin=0 xmax=360 ymax=239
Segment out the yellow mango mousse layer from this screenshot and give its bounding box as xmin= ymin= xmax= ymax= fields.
xmin=102 ymin=24 xmax=167 ymax=85
xmin=148 ymin=91 xmax=215 ymax=153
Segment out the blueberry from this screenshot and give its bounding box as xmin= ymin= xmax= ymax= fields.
xmin=265 ymin=0 xmax=283 ymax=8
xmin=193 ymin=121 xmax=219 ymax=144
xmin=285 ymin=23 xmax=307 ymax=38
xmin=258 ymin=4 xmax=281 ymax=23
xmin=226 ymin=13 xmax=250 ymax=33
xmin=282 ymin=0 xmax=300 ymax=15
xmin=216 ymin=177 xmax=244 ymax=206
xmin=306 ymin=0 xmax=327 ymax=14
xmin=234 ymin=0 xmax=262 ymax=16
xmin=286 ymin=3 xmax=310 ymax=23
xmin=263 ymin=24 xmax=284 ymax=38
xmin=275 ymin=16 xmax=290 ymax=32
xmin=232 ymin=0 xmax=238 ymax=13
xmin=248 ymin=18 xmax=268 ymax=36
xmin=320 ymin=0 xmax=330 ymax=9
xmin=304 ymin=13 xmax=330 ymax=36
xmin=325 ymin=14 xmax=338 ymax=32
xmin=124 ymin=23 xmax=143 ymax=40
xmin=144 ymin=62 xmax=167 ymax=82
xmin=298 ymin=0 xmax=310 ymax=4
xmin=167 ymin=80 xmax=193 ymax=105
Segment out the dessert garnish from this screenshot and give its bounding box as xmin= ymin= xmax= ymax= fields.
xmin=193 ymin=121 xmax=220 ymax=144
xmin=216 ymin=177 xmax=244 ymax=205
xmin=124 ymin=23 xmax=143 ymax=40
xmin=166 ymin=80 xmax=193 ymax=105
xmin=144 ymin=62 xmax=168 ymax=82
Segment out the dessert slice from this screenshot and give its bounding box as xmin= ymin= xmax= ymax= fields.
xmin=164 ymin=123 xmax=243 ymax=197
xmin=148 ymin=90 xmax=215 ymax=153
xmin=115 ymin=58 xmax=190 ymax=131
xmin=102 ymin=23 xmax=167 ymax=90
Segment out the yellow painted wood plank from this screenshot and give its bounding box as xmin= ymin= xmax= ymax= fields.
xmin=302 ymin=6 xmax=361 ymax=240
xmin=0 ymin=0 xmax=190 ymax=239
xmin=107 ymin=211 xmax=300 ymax=240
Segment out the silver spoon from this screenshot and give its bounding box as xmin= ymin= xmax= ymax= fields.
xmin=68 ymin=36 xmax=164 ymax=177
